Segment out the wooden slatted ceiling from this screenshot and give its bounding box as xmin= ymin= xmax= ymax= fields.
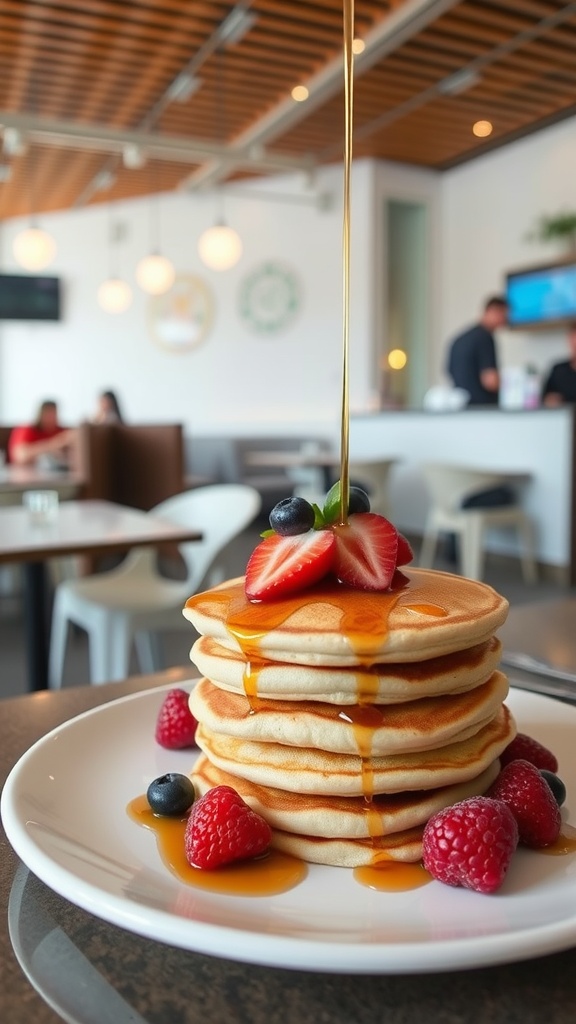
xmin=0 ymin=0 xmax=575 ymax=220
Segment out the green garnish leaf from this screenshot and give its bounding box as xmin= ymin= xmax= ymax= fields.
xmin=311 ymin=503 xmax=326 ymax=529
xmin=322 ymin=481 xmax=343 ymax=524
xmin=260 ymin=528 xmax=275 ymax=538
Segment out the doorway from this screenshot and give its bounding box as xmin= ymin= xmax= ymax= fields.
xmin=382 ymin=199 xmax=428 ymax=408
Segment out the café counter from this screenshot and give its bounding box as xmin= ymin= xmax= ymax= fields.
xmin=350 ymin=406 xmax=576 ymax=583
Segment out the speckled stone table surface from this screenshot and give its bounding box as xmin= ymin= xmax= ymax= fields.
xmin=2 ymin=670 xmax=576 ymax=1024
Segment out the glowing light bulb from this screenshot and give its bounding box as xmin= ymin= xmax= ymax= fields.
xmin=198 ymin=224 xmax=243 ymax=271
xmin=388 ymin=349 xmax=407 ymax=370
xmin=13 ymin=227 xmax=56 ymax=270
xmin=473 ymin=120 xmax=493 ymax=138
xmin=97 ymin=278 xmax=133 ymax=313
xmin=136 ymin=253 xmax=176 ymax=294
xmin=291 ymin=85 xmax=309 ymax=102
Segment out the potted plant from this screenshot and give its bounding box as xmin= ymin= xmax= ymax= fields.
xmin=528 ymin=211 xmax=576 ymax=251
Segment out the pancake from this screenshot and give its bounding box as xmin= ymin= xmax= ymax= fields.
xmin=183 ymin=569 xmax=509 ymax=665
xmin=195 ymin=703 xmax=515 ymax=796
xmin=190 ymin=671 xmax=510 ymax=756
xmin=190 ymin=634 xmax=503 ymax=704
xmin=192 ymin=753 xmax=501 ymax=839
xmin=270 ymin=827 xmax=426 ymax=867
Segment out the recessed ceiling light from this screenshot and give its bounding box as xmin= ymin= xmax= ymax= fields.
xmin=473 ymin=119 xmax=493 ymax=138
xmin=291 ymin=85 xmax=309 ymax=103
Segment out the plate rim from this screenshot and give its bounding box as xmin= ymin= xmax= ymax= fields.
xmin=2 ymin=683 xmax=576 ymax=975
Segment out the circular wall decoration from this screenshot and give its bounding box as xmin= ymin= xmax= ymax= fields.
xmin=238 ymin=261 xmax=301 ymax=334
xmin=148 ymin=274 xmax=214 ymax=353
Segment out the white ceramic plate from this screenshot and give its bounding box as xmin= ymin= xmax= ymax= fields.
xmin=2 ymin=684 xmax=576 ymax=975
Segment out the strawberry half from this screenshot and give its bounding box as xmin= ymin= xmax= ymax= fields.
xmin=332 ymin=513 xmax=398 ymax=590
xmin=245 ymin=529 xmax=336 ymax=601
xmin=396 ymin=532 xmax=414 ymax=567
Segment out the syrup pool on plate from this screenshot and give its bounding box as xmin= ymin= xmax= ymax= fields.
xmin=127 ymin=795 xmax=307 ymax=896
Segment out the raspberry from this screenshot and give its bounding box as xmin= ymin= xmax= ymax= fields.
xmin=422 ymin=796 xmax=518 ymax=894
xmin=487 ymin=759 xmax=561 ymax=848
xmin=499 ymin=733 xmax=558 ymax=773
xmin=155 ymin=688 xmax=197 ymax=749
xmin=185 ymin=785 xmax=272 ymax=870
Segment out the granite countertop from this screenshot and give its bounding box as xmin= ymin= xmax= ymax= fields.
xmin=2 ymin=672 xmax=576 ymax=1024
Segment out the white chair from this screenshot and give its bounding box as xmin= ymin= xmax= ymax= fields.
xmin=419 ymin=463 xmax=537 ymax=583
xmin=349 ymin=459 xmax=396 ymax=517
xmin=48 ymin=484 xmax=261 ymax=686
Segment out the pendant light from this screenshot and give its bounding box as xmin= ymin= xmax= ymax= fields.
xmin=98 ymin=212 xmax=132 ymax=314
xmin=198 ymin=221 xmax=242 ymax=271
xmin=136 ymin=171 xmax=175 ymax=295
xmin=12 ymin=128 xmax=57 ymax=270
xmin=13 ymin=224 xmax=56 ymax=271
xmin=198 ymin=47 xmax=243 ymax=272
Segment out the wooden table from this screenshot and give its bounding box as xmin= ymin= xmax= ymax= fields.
xmin=0 ymin=500 xmax=202 ymax=692
xmin=0 ymin=465 xmax=84 ymax=499
xmin=2 ymin=671 xmax=576 ymax=1024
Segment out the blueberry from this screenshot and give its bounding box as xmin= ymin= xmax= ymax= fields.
xmin=540 ymin=769 xmax=566 ymax=807
xmin=269 ymin=496 xmax=315 ymax=536
xmin=147 ymin=773 xmax=196 ymax=816
xmin=348 ymin=486 xmax=371 ymax=514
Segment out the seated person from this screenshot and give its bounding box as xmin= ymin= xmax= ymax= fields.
xmin=92 ymin=389 xmax=124 ymax=424
xmin=8 ymin=399 xmax=76 ymax=468
xmin=541 ymin=322 xmax=576 ymax=406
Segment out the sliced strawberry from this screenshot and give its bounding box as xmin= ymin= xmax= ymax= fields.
xmin=332 ymin=513 xmax=398 ymax=590
xmin=245 ymin=529 xmax=335 ymax=600
xmin=396 ymin=532 xmax=414 ymax=567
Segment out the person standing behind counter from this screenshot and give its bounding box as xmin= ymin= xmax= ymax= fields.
xmin=446 ymin=295 xmax=510 ymax=406
xmin=541 ymin=322 xmax=576 ymax=406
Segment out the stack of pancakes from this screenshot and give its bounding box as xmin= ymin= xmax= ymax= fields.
xmin=183 ymin=567 xmax=515 ymax=867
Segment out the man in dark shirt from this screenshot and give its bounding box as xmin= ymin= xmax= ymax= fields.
xmin=447 ymin=295 xmax=509 ymax=405
xmin=542 ymin=322 xmax=576 ymax=405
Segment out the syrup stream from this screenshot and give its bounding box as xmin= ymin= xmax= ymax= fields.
xmin=339 ymin=0 xmax=354 ymax=525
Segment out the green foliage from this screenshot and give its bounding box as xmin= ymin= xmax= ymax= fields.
xmin=528 ymin=212 xmax=576 ymax=246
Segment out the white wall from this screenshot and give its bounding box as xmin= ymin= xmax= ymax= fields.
xmin=439 ymin=114 xmax=576 ymax=388
xmin=0 ymin=161 xmax=376 ymax=439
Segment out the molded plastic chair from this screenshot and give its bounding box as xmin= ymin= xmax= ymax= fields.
xmin=348 ymin=459 xmax=396 ymax=517
xmin=48 ymin=484 xmax=261 ymax=686
xmin=419 ymin=463 xmax=537 ymax=583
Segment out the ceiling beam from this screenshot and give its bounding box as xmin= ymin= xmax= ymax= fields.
xmin=0 ymin=110 xmax=313 ymax=175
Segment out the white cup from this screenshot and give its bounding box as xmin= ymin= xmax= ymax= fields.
xmin=23 ymin=489 xmax=59 ymax=525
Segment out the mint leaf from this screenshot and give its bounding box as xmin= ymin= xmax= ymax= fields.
xmin=311 ymin=503 xmax=327 ymax=529
xmin=322 ymin=481 xmax=343 ymax=524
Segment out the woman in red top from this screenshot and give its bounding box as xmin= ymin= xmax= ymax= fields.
xmin=8 ymin=399 xmax=75 ymax=466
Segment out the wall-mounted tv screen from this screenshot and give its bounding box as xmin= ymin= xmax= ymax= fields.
xmin=0 ymin=274 xmax=61 ymax=321
xmin=506 ymin=261 xmax=576 ymax=329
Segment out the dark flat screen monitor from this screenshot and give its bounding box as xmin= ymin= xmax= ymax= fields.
xmin=0 ymin=274 xmax=61 ymax=321
xmin=506 ymin=261 xmax=576 ymax=329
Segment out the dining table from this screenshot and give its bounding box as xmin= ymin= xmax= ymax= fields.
xmin=1 ymin=655 xmax=576 ymax=1024
xmin=0 ymin=499 xmax=202 ymax=692
xmin=0 ymin=464 xmax=85 ymax=500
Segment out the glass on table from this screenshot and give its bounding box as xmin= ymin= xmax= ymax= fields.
xmin=23 ymin=489 xmax=60 ymax=525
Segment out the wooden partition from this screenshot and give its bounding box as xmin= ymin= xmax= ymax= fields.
xmin=77 ymin=422 xmax=185 ymax=510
